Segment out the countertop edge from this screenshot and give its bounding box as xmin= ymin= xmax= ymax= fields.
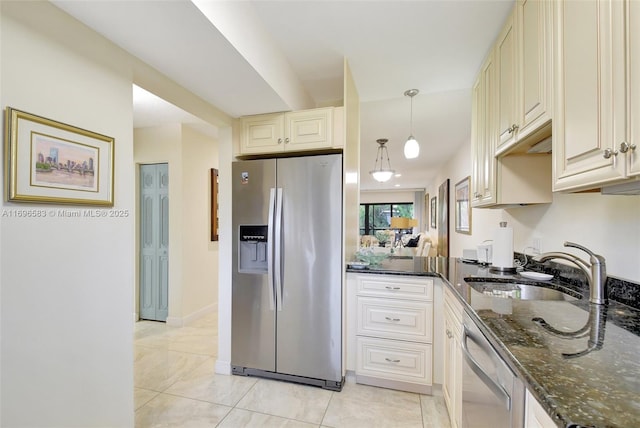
xmin=442 ymin=279 xmax=569 ymax=428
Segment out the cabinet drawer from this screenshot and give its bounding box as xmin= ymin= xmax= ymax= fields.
xmin=356 ymin=336 xmax=432 ymax=384
xmin=357 ymin=276 xmax=433 ymax=301
xmin=357 ymin=297 xmax=432 ymax=343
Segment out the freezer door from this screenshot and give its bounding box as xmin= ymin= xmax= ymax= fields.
xmin=276 ymin=154 xmax=343 ymax=382
xmin=231 ymin=159 xmax=277 ymax=372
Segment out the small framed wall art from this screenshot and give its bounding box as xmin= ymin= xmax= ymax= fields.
xmin=455 ymin=176 xmax=472 ymax=234
xmin=5 ymin=107 xmax=114 ymax=206
xmin=430 ymin=196 xmax=437 ymax=229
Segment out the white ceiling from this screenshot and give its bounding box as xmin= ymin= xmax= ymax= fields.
xmin=52 ymin=0 xmax=514 ymax=191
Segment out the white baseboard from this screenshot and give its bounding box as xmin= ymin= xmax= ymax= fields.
xmin=184 ymin=303 xmax=217 ymax=325
xmin=166 ymin=316 xmax=183 ymax=327
xmin=166 ymin=303 xmax=217 ymax=327
xmin=215 ymin=359 xmax=231 ymax=375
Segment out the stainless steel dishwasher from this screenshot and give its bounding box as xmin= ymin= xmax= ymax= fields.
xmin=461 ymin=311 xmax=525 ymax=428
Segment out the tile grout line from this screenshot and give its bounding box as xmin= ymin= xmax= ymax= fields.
xmin=319 ymin=390 xmax=336 ymax=428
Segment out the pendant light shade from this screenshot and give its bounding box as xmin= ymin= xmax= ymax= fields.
xmin=404 ymin=89 xmax=420 ymax=159
xmin=369 ymin=138 xmax=395 ymax=183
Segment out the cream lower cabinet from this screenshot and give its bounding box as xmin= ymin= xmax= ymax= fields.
xmin=443 ymin=287 xmax=463 ymax=428
xmin=553 ymin=0 xmax=639 ymax=191
xmin=354 ymin=275 xmax=434 ymax=394
xmin=239 ymin=106 xmax=342 ymax=155
xmin=525 ymin=389 xmax=556 ymax=428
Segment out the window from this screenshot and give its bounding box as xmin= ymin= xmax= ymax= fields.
xmin=359 ymin=203 xmax=414 ymax=236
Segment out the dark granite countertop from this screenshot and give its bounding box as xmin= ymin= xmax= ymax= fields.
xmin=347 ymin=257 xmax=640 ymax=428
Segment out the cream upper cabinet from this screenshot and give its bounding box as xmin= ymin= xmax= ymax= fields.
xmin=240 ymin=113 xmax=286 ymax=154
xmin=471 ymin=0 xmax=553 ymax=208
xmin=496 ymin=10 xmax=517 ymax=151
xmin=553 ymin=0 xmax=638 ymax=191
xmin=627 ymin=0 xmax=640 ymax=177
xmin=471 ymin=51 xmax=497 ymax=207
xmin=515 ymin=0 xmax=553 ymax=144
xmin=240 ymin=107 xmax=340 ymax=155
xmin=496 ymin=0 xmax=553 ymax=156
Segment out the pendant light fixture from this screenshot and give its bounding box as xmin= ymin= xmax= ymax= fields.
xmin=369 ymin=138 xmax=395 ymax=182
xmin=404 ymin=89 xmax=420 ymax=159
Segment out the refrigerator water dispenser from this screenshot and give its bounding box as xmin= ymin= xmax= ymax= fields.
xmin=238 ymin=225 xmax=268 ymax=273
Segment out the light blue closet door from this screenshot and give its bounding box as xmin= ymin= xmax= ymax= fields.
xmin=139 ymin=163 xmax=169 ymax=321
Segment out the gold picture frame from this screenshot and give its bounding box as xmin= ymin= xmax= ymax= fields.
xmin=430 ymin=196 xmax=437 ymax=229
xmin=211 ymin=168 xmax=219 ymax=241
xmin=423 ymin=193 xmax=430 ymax=231
xmin=455 ymin=176 xmax=471 ymax=234
xmin=5 ymin=107 xmax=114 ymax=206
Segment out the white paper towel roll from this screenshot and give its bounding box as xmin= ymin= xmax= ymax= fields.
xmin=492 ymin=222 xmax=513 ymax=269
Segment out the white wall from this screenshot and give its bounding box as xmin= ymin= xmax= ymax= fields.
xmin=428 ymin=139 xmax=640 ymax=282
xmin=181 ymin=126 xmax=219 ymax=319
xmin=134 ymin=125 xmax=219 ymax=324
xmin=215 ymin=127 xmax=233 ymax=375
xmin=134 ymin=124 xmax=184 ymax=323
xmin=1 ymin=3 xmax=134 ymax=426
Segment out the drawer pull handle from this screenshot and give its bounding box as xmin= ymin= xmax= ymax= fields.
xmin=385 ymin=358 xmax=401 ymax=363
xmin=385 ymin=286 xmax=401 ymax=290
xmin=385 ymin=316 xmax=401 ymax=322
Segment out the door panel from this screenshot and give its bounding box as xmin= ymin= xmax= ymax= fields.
xmin=231 ymin=160 xmax=277 ymax=371
xmin=276 ymin=154 xmax=343 ymax=382
xmin=139 ymin=163 xmax=169 ymax=322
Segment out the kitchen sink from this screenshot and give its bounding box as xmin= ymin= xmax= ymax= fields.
xmin=467 ymin=281 xmax=581 ymax=301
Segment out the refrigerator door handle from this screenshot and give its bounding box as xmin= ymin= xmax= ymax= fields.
xmin=267 ymin=188 xmax=276 ymax=311
xmin=274 ymin=187 xmax=284 ymax=311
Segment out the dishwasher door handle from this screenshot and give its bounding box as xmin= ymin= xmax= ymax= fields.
xmin=461 ymin=326 xmax=511 ymax=410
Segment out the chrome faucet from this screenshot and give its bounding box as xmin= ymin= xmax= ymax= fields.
xmin=533 ymin=241 xmax=607 ymax=305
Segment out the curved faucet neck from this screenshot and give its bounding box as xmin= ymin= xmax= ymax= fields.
xmin=533 ymin=248 xmax=607 ymax=305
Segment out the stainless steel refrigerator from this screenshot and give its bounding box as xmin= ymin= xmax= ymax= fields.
xmin=231 ymin=154 xmax=344 ymax=390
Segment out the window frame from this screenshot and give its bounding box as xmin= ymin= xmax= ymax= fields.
xmin=359 ymin=202 xmax=414 ymax=236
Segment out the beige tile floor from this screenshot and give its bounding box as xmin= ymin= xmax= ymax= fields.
xmin=134 ymin=313 xmax=451 ymax=428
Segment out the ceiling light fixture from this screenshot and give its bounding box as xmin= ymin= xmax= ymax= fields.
xmin=369 ymin=138 xmax=395 ymax=182
xmin=404 ymin=89 xmax=420 ymax=159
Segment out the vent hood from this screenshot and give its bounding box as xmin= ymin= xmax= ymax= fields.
xmin=601 ymin=180 xmax=640 ymax=195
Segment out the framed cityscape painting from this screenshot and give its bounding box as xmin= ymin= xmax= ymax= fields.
xmin=5 ymin=107 xmax=114 ymax=206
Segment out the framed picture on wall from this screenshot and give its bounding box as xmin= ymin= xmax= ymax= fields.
xmin=455 ymin=176 xmax=472 ymax=234
xmin=424 ymin=193 xmax=430 ymax=231
xmin=438 ymin=179 xmax=450 ymax=257
xmin=4 ymin=107 xmax=114 ymax=206
xmin=211 ymin=168 xmax=219 ymax=241
xmin=430 ymin=196 xmax=437 ymax=229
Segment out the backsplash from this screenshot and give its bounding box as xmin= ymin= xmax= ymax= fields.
xmin=515 ymin=252 xmax=640 ymax=310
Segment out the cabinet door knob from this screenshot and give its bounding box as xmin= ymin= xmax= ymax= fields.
xmin=284 ymin=137 xmax=290 ymax=144
xmin=446 ymin=329 xmax=453 ymax=338
xmin=603 ymin=148 xmax=619 ymax=159
xmin=278 ymin=138 xmax=283 ymax=144
xmin=620 ymin=142 xmax=637 ymax=153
